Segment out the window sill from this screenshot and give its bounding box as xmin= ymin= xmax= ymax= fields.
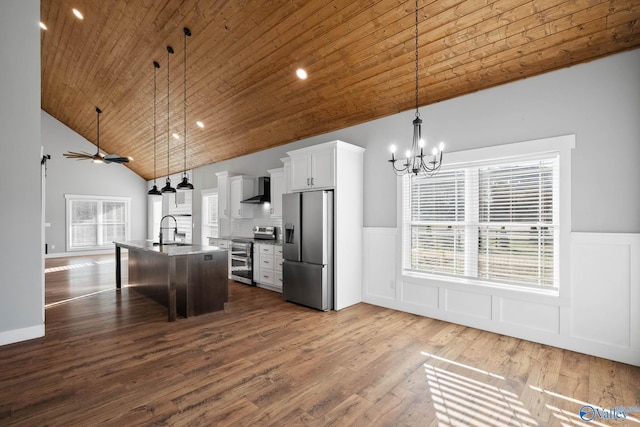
xmin=401 ymin=270 xmax=566 ymax=305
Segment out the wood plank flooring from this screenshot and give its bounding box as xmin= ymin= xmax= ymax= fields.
xmin=0 ymin=254 xmax=638 ymax=426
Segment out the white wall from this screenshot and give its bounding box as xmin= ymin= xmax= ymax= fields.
xmin=0 ymin=0 xmax=44 ymax=344
xmin=41 ymin=111 xmax=148 ymax=256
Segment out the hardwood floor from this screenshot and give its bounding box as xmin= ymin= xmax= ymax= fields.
xmin=0 ymin=254 xmax=638 ymax=426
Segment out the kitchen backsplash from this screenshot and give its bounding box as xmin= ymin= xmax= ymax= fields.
xmin=219 ymin=203 xmax=282 ymax=240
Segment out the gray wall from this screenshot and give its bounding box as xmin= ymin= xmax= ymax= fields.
xmin=42 ymin=111 xmax=149 ymax=254
xmin=0 ymin=0 xmax=43 ymax=335
xmin=168 ymin=48 xmax=640 ymax=240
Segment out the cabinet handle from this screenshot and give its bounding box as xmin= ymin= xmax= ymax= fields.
xmin=311 ymin=177 xmax=314 ymax=185
xmin=307 ymin=178 xmax=310 ymax=186
xmin=270 ymin=208 xmax=273 ymax=214
xmin=238 ymin=209 xmax=241 ymax=215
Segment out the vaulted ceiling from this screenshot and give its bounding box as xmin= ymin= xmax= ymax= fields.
xmin=41 ymin=0 xmax=640 ymax=180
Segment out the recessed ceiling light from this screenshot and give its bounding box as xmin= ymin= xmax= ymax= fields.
xmin=173 ymin=133 xmax=180 ymax=140
xmin=296 ymin=68 xmax=308 ymax=80
xmin=196 ymin=121 xmax=204 ymax=128
xmin=39 ymin=22 xmax=48 ymax=30
xmin=72 ymin=8 xmax=84 ymax=20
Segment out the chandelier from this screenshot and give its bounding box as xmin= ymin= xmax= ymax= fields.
xmin=389 ymin=0 xmax=444 ymax=176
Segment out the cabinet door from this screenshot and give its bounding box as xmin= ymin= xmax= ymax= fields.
xmin=218 ymin=174 xmax=229 ymax=219
xmin=252 ymin=245 xmax=260 ymax=282
xmin=290 ymin=153 xmax=312 ymax=191
xmin=310 ymin=147 xmax=335 ymax=189
xmin=229 ymin=177 xmax=254 ymax=218
xmin=270 ymin=171 xmax=284 ymax=218
xmin=229 ymin=178 xmax=243 ymax=218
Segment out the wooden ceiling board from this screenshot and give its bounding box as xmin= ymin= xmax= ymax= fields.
xmin=40 ymin=0 xmax=640 ymax=180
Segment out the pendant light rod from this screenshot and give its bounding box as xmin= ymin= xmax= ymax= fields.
xmin=148 ymin=61 xmax=161 ymax=195
xmin=177 ymin=27 xmax=193 ymax=190
xmin=93 ymin=107 xmax=103 ymax=163
xmin=162 ymin=46 xmax=176 ymax=193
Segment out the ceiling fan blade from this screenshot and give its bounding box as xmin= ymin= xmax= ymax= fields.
xmin=103 ymin=154 xmax=131 ymax=164
xmin=63 ymin=151 xmax=94 ymax=159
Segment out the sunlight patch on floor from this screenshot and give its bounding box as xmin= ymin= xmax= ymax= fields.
xmin=422 ymin=352 xmax=536 ymax=427
xmin=45 ymin=288 xmax=117 ymax=308
xmin=45 ymin=257 xmax=122 ymax=273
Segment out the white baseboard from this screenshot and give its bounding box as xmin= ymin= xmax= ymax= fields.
xmin=45 ymin=249 xmax=113 ymax=259
xmin=0 ymin=324 xmax=44 ymax=346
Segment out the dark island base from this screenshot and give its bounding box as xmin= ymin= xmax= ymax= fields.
xmin=127 ymin=249 xmax=228 ymax=320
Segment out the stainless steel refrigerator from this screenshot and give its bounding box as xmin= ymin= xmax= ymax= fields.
xmin=282 ymin=191 xmax=333 ymax=311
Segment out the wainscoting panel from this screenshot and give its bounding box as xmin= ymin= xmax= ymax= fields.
xmin=362 ymin=228 xmax=396 ymax=301
xmin=570 ymin=233 xmax=638 ymax=348
xmin=401 ymin=281 xmax=439 ymax=309
xmin=445 ymin=289 xmax=492 ymax=320
xmin=499 ymin=297 xmax=560 ymax=334
xmin=362 ymin=228 xmax=640 ymax=366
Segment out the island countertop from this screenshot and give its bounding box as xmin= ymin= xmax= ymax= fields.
xmin=114 ymin=240 xmax=227 ymax=256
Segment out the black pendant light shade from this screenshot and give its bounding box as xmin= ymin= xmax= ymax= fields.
xmin=176 ymin=27 xmax=193 ymax=190
xmin=161 ymin=46 xmax=176 ymax=194
xmin=162 ymin=177 xmax=176 ymax=193
xmin=148 ymin=184 xmax=161 ymax=195
xmin=177 ymin=176 xmax=193 ymax=190
xmin=148 ymin=61 xmax=162 ymax=196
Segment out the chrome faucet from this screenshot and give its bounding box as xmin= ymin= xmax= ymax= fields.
xmin=159 ymin=215 xmax=178 ymax=245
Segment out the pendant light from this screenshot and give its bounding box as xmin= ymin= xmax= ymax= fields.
xmin=148 ymin=61 xmax=162 ymax=195
xmin=177 ymin=27 xmax=194 ymax=190
xmin=388 ymin=0 xmax=444 ymax=176
xmin=161 ymin=45 xmax=176 ymax=193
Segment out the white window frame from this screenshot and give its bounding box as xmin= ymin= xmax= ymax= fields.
xmin=398 ymin=134 xmax=574 ymax=298
xmin=201 ymin=188 xmax=219 ymax=244
xmin=65 ymin=194 xmax=131 ymax=251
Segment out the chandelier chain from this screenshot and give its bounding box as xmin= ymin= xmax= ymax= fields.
xmin=153 ymin=63 xmax=157 ymax=183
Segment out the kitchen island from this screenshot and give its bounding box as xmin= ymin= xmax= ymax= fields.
xmin=114 ymin=240 xmax=228 ymax=321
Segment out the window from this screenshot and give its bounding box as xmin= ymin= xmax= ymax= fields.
xmin=202 ymin=189 xmax=219 ymax=243
xmin=66 ymin=195 xmax=130 ymax=251
xmin=402 ymin=136 xmax=573 ymax=291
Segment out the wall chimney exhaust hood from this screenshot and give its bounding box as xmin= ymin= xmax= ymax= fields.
xmin=241 ymin=176 xmax=271 ymax=204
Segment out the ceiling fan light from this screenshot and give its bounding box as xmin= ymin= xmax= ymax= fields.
xmin=177 ymin=176 xmax=194 ymax=190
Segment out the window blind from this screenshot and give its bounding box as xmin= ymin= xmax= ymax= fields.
xmin=403 ymin=155 xmax=559 ymax=290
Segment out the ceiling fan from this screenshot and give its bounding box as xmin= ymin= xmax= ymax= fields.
xmin=64 ymin=107 xmax=131 ymax=164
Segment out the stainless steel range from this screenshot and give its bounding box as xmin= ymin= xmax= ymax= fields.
xmin=229 ymin=239 xmax=253 ymax=285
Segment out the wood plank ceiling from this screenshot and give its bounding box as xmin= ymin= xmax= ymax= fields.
xmin=41 ymin=0 xmax=640 ymax=181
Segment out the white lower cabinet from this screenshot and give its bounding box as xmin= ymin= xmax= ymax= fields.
xmin=253 ymin=243 xmax=283 ymax=292
xmin=208 ymin=238 xmax=232 ymax=279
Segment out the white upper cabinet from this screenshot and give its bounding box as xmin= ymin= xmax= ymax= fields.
xmin=215 ymin=171 xmax=231 ymax=219
xmin=289 ymin=145 xmax=335 ymax=191
xmin=268 ymin=168 xmax=284 ymax=218
xmin=229 ymin=175 xmax=255 ymax=219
